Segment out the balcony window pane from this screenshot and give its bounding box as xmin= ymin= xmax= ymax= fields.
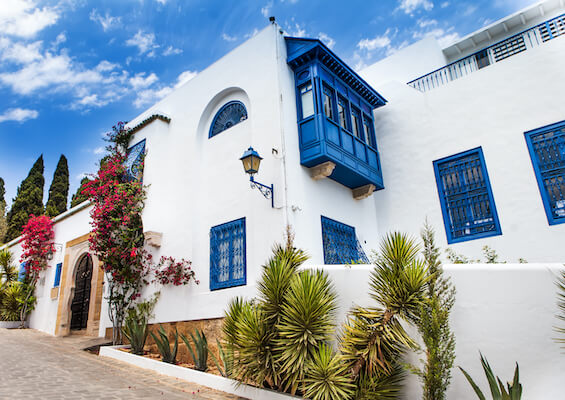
xmin=300 ymin=84 xmax=314 ymax=119
xmin=323 ymin=87 xmax=334 ymax=120
xmin=351 ymin=108 xmax=363 ymax=140
xmin=363 ymin=115 xmax=376 ymax=148
xmin=338 ymin=97 xmax=348 ymax=130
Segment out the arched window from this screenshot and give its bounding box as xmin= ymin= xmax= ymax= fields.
xmin=209 ymin=101 xmax=248 ymax=138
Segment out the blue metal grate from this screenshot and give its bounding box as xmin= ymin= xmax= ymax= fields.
xmin=434 ymin=148 xmax=501 ymax=243
xmin=124 ymin=139 xmax=146 ymax=182
xmin=321 ymin=216 xmax=369 ymax=264
xmin=210 ymin=218 xmax=246 ymax=290
xmin=525 ymin=121 xmax=565 ymax=225
xmin=209 ymin=101 xmax=248 ymax=138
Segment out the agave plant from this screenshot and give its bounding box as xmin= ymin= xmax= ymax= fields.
xmin=459 ymin=354 xmax=522 ymax=400
xmin=209 ymin=339 xmax=234 ymax=378
xmin=150 ymin=325 xmax=178 ymax=364
xmin=340 ymin=232 xmax=429 ymax=396
xmin=181 ymin=329 xmax=208 ymax=372
xmin=122 ymin=315 xmax=148 ymax=355
xmin=302 ymin=343 xmax=355 ymax=400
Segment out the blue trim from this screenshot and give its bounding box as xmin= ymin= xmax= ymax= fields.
xmin=124 ymin=139 xmax=146 ymax=182
xmin=210 ymin=217 xmax=247 ymax=291
xmin=18 ymin=263 xmax=26 ymax=282
xmin=524 ymin=120 xmax=565 ymax=225
xmin=320 ymin=216 xmax=369 ymax=264
xmin=209 ymin=101 xmax=248 ymax=138
xmin=433 ymin=147 xmax=502 ymax=244
xmin=53 ymin=263 xmax=62 ymax=287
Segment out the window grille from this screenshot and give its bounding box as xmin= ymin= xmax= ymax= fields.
xmin=321 ymin=216 xmax=369 ymax=264
xmin=209 ymin=101 xmax=248 ymax=138
xmin=433 ymin=148 xmax=502 ymax=243
xmin=525 ymin=121 xmax=565 ymax=225
xmin=124 ymin=139 xmax=145 ymax=182
xmin=210 ymin=218 xmax=246 ymax=290
xmin=54 ymin=263 xmax=62 ymax=287
xmin=491 ymin=35 xmax=526 ymax=62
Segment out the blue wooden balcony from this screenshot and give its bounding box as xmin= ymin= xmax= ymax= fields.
xmin=286 ymin=37 xmax=387 ymax=191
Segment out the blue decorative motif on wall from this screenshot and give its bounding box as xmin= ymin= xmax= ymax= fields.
xmin=433 ymin=147 xmax=502 ymax=243
xmin=525 ymin=120 xmax=565 ymax=225
xmin=209 ymin=101 xmax=248 ymax=138
xmin=124 ymin=139 xmax=146 ymax=182
xmin=286 ymin=37 xmax=387 ymax=191
xmin=210 ymin=217 xmax=246 ymax=290
xmin=321 ymin=216 xmax=369 ymax=264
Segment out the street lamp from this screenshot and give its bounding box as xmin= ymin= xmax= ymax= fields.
xmin=240 ymin=147 xmax=274 ymax=208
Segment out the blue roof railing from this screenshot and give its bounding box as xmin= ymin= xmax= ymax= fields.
xmin=408 ymin=13 xmax=565 ymax=92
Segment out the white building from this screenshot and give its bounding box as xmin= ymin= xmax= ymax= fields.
xmin=2 ymin=1 xmax=565 ymax=398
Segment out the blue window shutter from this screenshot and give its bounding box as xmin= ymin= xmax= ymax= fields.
xmin=321 ymin=216 xmax=368 ymax=264
xmin=210 ymin=218 xmax=246 ymax=290
xmin=524 ymin=120 xmax=565 ymax=225
xmin=124 ymin=139 xmax=146 ymax=182
xmin=18 ymin=263 xmax=26 ymax=282
xmin=433 ymin=147 xmax=502 ymax=243
xmin=209 ymin=101 xmax=248 ymax=138
xmin=53 ymin=263 xmax=62 ymax=287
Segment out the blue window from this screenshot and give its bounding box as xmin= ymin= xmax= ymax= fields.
xmin=18 ymin=263 xmax=26 ymax=282
xmin=210 ymin=218 xmax=246 ymax=290
xmin=209 ymin=101 xmax=248 ymax=138
xmin=299 ymin=84 xmax=315 ymax=120
xmin=525 ymin=120 xmax=565 ymax=225
xmin=124 ymin=139 xmax=145 ymax=182
xmin=433 ymin=147 xmax=502 ymax=243
xmin=321 ymin=216 xmax=369 ymax=264
xmin=53 ymin=263 xmax=62 ymax=287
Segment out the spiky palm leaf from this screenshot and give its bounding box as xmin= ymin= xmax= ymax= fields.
xmin=303 ymin=343 xmax=355 ymax=400
xmin=459 ymin=354 xmax=522 ymax=400
xmin=149 ymin=326 xmax=178 ymax=364
xmin=555 ymin=270 xmax=565 ymax=348
xmin=354 ymin=363 xmax=406 ymax=400
xmin=275 ymin=269 xmax=337 ymax=393
xmin=0 ymin=249 xmax=17 ymax=282
xmin=1 ymin=282 xmax=24 ymax=321
xmin=209 ymin=339 xmax=234 ymax=378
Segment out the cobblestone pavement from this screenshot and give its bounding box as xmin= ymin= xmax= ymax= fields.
xmin=0 ymin=328 xmax=246 ymax=400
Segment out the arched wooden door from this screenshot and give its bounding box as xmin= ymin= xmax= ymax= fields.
xmin=70 ymin=254 xmax=93 ymax=330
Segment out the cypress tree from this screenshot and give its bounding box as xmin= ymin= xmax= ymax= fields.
xmin=5 ymin=155 xmax=45 ymax=241
xmin=0 ymin=178 xmax=7 ymax=243
xmin=45 ymin=155 xmax=69 ymax=217
xmin=70 ymin=177 xmax=91 ymax=208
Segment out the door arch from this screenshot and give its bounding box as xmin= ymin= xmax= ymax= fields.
xmin=70 ymin=254 xmax=93 ymax=330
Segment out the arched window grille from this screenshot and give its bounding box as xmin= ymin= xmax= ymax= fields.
xmin=209 ymin=101 xmax=248 ymax=138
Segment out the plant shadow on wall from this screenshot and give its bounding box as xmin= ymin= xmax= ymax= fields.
xmin=83 ymin=122 xmax=198 ymax=345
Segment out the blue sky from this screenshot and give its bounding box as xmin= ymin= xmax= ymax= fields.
xmin=0 ymin=0 xmax=536 ymax=207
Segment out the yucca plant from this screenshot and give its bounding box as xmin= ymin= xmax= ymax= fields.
xmin=0 ymin=249 xmax=17 ymax=282
xmin=459 ymin=354 xmax=522 ymax=400
xmin=150 ymin=325 xmax=178 ymax=364
xmin=555 ymin=269 xmax=565 ymax=349
xmin=1 ymin=282 xmax=24 ymax=321
xmin=302 ymin=343 xmax=355 ymax=400
xmin=181 ymin=329 xmax=208 ymax=372
xmin=209 ymin=339 xmax=234 ymax=378
xmin=340 ymin=232 xmax=429 ymax=396
xmin=122 ymin=315 xmax=148 ymax=355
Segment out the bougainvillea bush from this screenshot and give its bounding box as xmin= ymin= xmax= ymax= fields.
xmin=84 ymin=122 xmax=197 ymax=344
xmin=154 ymin=256 xmax=199 ymax=286
xmin=19 ymin=214 xmax=55 ymax=325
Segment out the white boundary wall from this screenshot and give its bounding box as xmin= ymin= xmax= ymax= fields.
xmin=313 ymin=263 xmax=565 ymax=399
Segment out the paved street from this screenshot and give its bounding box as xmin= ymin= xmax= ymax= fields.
xmin=0 ymin=328 xmax=245 ymax=399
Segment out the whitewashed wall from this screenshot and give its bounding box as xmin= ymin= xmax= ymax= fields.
xmin=362 ymin=35 xmax=565 ymax=263
xmin=313 ymin=263 xmax=565 ymax=400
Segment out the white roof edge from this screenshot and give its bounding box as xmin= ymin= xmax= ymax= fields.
xmin=443 ymin=0 xmax=562 ymax=51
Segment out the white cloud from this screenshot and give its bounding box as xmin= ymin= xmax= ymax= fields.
xmin=53 ymin=32 xmax=66 ymax=46
xmin=155 ymin=0 xmax=167 ymax=4
xmin=417 ymin=18 xmax=437 ymax=28
xmin=440 ymin=1 xmax=450 ymax=7
xmin=89 ymin=9 xmax=122 ymax=31
xmin=318 ymin=32 xmax=335 ymax=50
xmin=413 ymin=27 xmax=461 ymax=48
xmin=125 ymin=30 xmax=159 ymax=56
xmin=357 ymin=34 xmax=391 ymax=51
xmin=0 ymin=107 xmax=38 ymax=123
xmin=2 ymin=40 xmax=42 ymax=64
xmin=462 ymin=4 xmax=478 ymax=16
xmin=222 ymin=33 xmax=237 ymax=42
xmin=0 ymin=0 xmax=59 ymax=38
xmin=133 ymin=69 xmax=197 ymax=108
xmin=244 ymin=28 xmax=260 ymax=39
xmin=261 ymin=1 xmax=273 ymax=18
xmin=286 ymin=22 xmax=306 ymax=37
xmin=398 ymin=0 xmax=433 ymax=14
xmin=93 ymin=146 xmax=105 ymax=155
xmin=162 ymin=45 xmax=182 ymax=56
xmin=129 ymin=72 xmax=158 ymax=90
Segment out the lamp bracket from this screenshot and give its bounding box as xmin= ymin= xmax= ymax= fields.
xmin=250 ymin=176 xmax=274 ymax=208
